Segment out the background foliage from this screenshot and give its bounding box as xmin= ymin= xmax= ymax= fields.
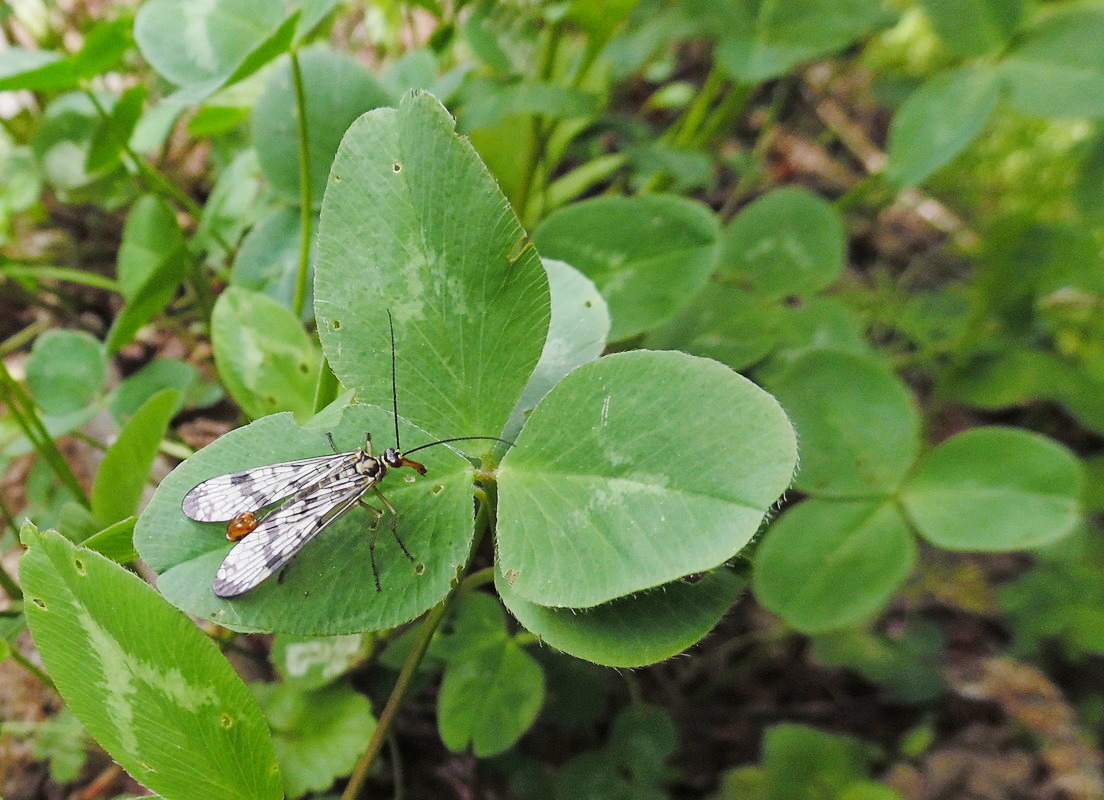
xmin=0 ymin=1 xmax=1102 ymax=798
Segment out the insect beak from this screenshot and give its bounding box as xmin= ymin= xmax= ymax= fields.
xmin=400 ymin=457 xmax=427 ymax=475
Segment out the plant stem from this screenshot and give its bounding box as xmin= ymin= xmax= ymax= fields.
xmin=670 ymin=62 xmax=726 ymax=148
xmin=9 ymin=645 xmax=56 ymax=693
xmin=694 ymin=81 xmax=751 ymax=148
xmin=0 ymin=559 xmax=21 ymax=601
xmin=0 ymin=319 xmax=49 ymax=358
xmin=289 ymin=48 xmax=314 ymax=319
xmin=342 ymin=492 xmax=495 ymax=799
xmin=0 ymin=264 xmax=121 ymax=293
xmin=0 ymin=361 xmax=89 ymax=508
xmin=515 ymin=20 xmax=564 ymax=225
xmin=340 ymin=583 xmax=462 ymax=800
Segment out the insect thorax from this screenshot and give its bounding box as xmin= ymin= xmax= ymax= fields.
xmin=354 ymin=451 xmax=385 ymax=478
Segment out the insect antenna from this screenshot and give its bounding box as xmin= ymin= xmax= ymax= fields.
xmin=387 ymin=310 xmax=402 ymax=450
xmin=404 ymin=435 xmax=515 ymax=457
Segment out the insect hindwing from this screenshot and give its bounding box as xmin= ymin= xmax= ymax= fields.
xmin=211 ymin=471 xmax=374 ymax=598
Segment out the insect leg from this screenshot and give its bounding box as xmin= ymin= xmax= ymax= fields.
xmin=358 ymin=498 xmax=386 ymax=592
xmin=372 ymin=486 xmax=415 ymax=562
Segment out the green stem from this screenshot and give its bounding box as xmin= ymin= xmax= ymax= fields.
xmin=289 ymin=48 xmax=314 ymax=319
xmin=342 ymin=491 xmax=495 ymax=799
xmin=694 ymin=82 xmax=751 ymax=148
xmin=0 ymin=361 xmax=89 ymax=508
xmin=515 ymin=20 xmax=564 ymax=225
xmin=0 ymin=319 xmax=49 ymax=358
xmin=0 ymin=264 xmax=121 ymax=293
xmin=670 ymin=63 xmax=726 ymax=148
xmin=340 ymin=583 xmax=463 ymax=800
xmin=10 ymin=645 xmax=56 ymax=693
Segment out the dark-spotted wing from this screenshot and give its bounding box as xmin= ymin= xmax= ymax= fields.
xmin=211 ymin=472 xmax=373 ymax=598
xmin=182 ymin=453 xmax=357 ymax=522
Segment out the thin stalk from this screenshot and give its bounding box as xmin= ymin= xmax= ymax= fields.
xmin=670 ymin=63 xmax=726 ymax=148
xmin=0 ymin=319 xmax=49 ymax=358
xmin=515 ymin=20 xmax=564 ymax=224
xmin=0 ymin=264 xmax=121 ymax=293
xmin=340 ymin=584 xmax=462 ymax=799
xmin=0 ymin=361 xmax=89 ymax=508
xmin=694 ymin=82 xmax=751 ymax=148
xmin=9 ymin=646 xmax=56 ymax=693
xmin=341 ymin=492 xmax=495 ymax=799
xmin=0 ymin=559 xmax=21 ymax=600
xmin=289 ymin=48 xmax=314 ymax=318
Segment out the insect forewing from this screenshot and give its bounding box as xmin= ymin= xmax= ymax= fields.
xmin=182 ymin=453 xmax=356 ymax=522
xmin=211 ymin=472 xmax=373 ymax=598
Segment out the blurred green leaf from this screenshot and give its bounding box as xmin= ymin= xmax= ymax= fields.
xmin=211 ymin=286 xmax=319 ymax=421
xmin=766 ymin=350 xmax=919 ymax=497
xmin=437 ymin=593 xmax=545 ymax=756
xmin=135 ymin=0 xmax=292 ymax=91
xmin=460 ymin=79 xmax=600 ymax=129
xmin=253 ymin=47 xmax=392 ymax=205
xmin=20 ymin=524 xmax=282 ymax=800
xmin=721 ymin=187 xmax=846 ymax=299
xmin=91 ymin=389 xmax=179 ymax=527
xmin=25 ymin=330 xmax=106 ymax=416
xmin=715 ymin=0 xmax=888 ymax=83
xmin=554 ymin=704 xmax=677 ymax=800
xmin=232 ymin=206 xmax=317 ymax=315
xmin=901 ymin=426 xmax=1082 ymax=550
xmin=886 ymin=67 xmax=1002 ymax=188
xmin=271 ymin=633 xmax=367 ymax=690
xmin=534 ymin=194 xmax=719 ymax=340
xmin=920 ymin=0 xmax=1021 ymax=56
xmin=0 ymin=49 xmax=74 ymax=91
xmin=754 ymin=499 xmax=915 ymax=633
xmin=1000 ymin=4 xmax=1104 ymax=118
xmin=812 ymin=623 xmax=945 ymax=703
xmin=645 ymin=284 xmax=781 ymax=371
xmin=497 ymin=351 xmax=796 ymax=608
xmin=255 ymin=681 xmax=375 ymax=798
xmin=106 ymin=194 xmax=188 ymax=353
xmin=108 ymin=358 xmax=221 ymax=423
xmin=86 ymin=84 xmax=147 ymax=174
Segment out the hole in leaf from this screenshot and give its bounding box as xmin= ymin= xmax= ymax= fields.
xmin=333 ymin=174 xmax=342 ymax=182
xmin=430 ymin=484 xmax=445 ymax=496
xmin=74 ymin=558 xmax=86 ymax=574
xmin=414 ymin=562 xmax=426 ymax=575
xmin=403 ymin=474 xmax=416 ymax=483
xmin=584 ymin=300 xmax=593 ymax=308
xmin=392 ymin=162 xmax=402 ymax=173
xmin=298 ymin=362 xmax=310 ymax=375
xmin=220 ymin=713 xmax=234 ymax=729
xmin=31 ymin=597 xmax=46 ymax=609
xmin=332 ymin=319 xmax=342 ymax=330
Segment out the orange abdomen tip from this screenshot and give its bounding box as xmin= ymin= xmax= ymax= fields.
xmin=227 ymin=512 xmax=259 ymax=542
